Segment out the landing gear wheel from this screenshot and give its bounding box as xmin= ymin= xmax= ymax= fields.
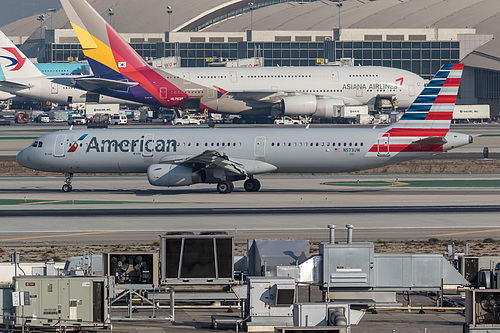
xmin=62 ymin=184 xmax=72 ymax=192
xmin=244 ymin=178 xmax=261 ymax=192
xmin=217 ymin=181 xmax=233 ymax=194
xmin=62 ymin=172 xmax=74 ymax=193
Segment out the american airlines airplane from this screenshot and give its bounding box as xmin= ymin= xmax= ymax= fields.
xmin=0 ymin=30 xmax=134 ymax=105
xmin=60 ymin=0 xmax=425 ymax=119
xmin=16 ymin=64 xmax=472 ymax=194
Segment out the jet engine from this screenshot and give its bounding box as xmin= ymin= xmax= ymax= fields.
xmin=147 ymin=163 xmax=205 ymax=186
xmin=280 ymin=95 xmax=344 ymax=119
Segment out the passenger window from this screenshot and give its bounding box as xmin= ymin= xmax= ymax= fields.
xmin=271 ymin=142 xmax=275 ymax=146
xmin=344 ymin=143 xmax=347 ymax=146
xmin=349 ymin=143 xmax=352 ymax=146
xmin=361 ymin=143 xmax=364 ymax=146
xmin=277 ymin=142 xmax=280 ymax=147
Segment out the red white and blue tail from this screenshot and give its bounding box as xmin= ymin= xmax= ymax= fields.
xmin=369 ymin=64 xmax=464 ymax=156
xmin=389 ymin=63 xmax=463 ymax=133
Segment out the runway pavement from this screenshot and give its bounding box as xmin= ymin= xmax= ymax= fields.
xmin=0 ymin=173 xmax=499 ymax=244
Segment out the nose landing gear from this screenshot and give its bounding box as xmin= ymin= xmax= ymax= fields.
xmin=62 ymin=173 xmax=73 ymax=192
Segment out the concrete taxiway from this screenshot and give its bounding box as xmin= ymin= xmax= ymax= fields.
xmin=1 ymin=173 xmax=499 ymax=245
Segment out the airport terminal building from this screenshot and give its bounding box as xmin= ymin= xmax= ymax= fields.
xmin=2 ymin=0 xmax=500 ymax=116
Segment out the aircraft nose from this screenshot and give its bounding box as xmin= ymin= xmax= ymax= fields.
xmin=16 ymin=148 xmax=31 ymax=168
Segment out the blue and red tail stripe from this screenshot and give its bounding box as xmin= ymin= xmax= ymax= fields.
xmin=369 ymin=63 xmax=463 ymax=155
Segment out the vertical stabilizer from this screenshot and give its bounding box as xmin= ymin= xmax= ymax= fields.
xmin=0 ymin=30 xmax=43 ymax=79
xmin=60 ymin=0 xmax=150 ymax=77
xmin=388 ymin=63 xmax=464 ymax=134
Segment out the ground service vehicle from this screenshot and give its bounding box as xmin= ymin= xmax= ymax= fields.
xmin=68 ymin=114 xmax=87 ymax=125
xmin=172 ymin=115 xmax=203 ymax=125
xmin=14 ymin=111 xmax=29 ymax=123
xmin=274 ymin=116 xmax=304 ymax=125
xmin=111 ymin=114 xmax=128 ymax=125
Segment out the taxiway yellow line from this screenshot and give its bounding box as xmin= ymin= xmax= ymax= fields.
xmin=21 ymin=200 xmax=70 ymax=205
xmin=431 ymin=229 xmax=500 ymax=237
xmin=0 ymin=231 xmax=120 ymax=242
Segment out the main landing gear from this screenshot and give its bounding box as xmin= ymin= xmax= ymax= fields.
xmin=217 ymin=181 xmax=234 ymax=194
xmin=62 ymin=173 xmax=73 ymax=192
xmin=216 ymin=178 xmax=261 ymax=194
xmin=244 ymin=178 xmax=261 ymax=192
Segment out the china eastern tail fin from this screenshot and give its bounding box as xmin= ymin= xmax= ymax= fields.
xmin=60 ymin=0 xmax=150 ymax=77
xmin=388 ymin=63 xmax=464 ymax=135
xmin=0 ymin=29 xmax=43 ymax=79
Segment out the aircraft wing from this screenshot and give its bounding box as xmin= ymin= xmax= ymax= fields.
xmin=214 ymin=86 xmax=355 ymax=107
xmin=161 ymin=149 xmax=278 ymax=176
xmin=163 ymin=149 xmax=248 ymax=175
xmin=215 ymin=86 xmax=292 ymax=105
xmin=72 ymin=77 xmax=139 ymax=92
xmin=412 ymin=136 xmax=448 ymax=145
xmin=0 ymin=80 xmax=32 ymax=90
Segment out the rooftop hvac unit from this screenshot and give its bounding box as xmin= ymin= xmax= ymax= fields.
xmin=104 ymin=252 xmax=159 ymax=285
xmin=465 ymin=289 xmax=500 ymax=331
xmin=160 ymin=234 xmax=234 ymax=285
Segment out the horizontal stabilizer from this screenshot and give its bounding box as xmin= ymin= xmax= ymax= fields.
xmin=0 ymin=79 xmax=32 ymax=89
xmin=73 ymin=77 xmax=138 ymax=92
xmin=412 ymin=136 xmax=447 ymax=145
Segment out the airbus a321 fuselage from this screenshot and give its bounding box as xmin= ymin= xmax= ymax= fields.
xmin=60 ymin=0 xmax=424 ymax=119
xmin=17 ymin=64 xmax=472 ymax=193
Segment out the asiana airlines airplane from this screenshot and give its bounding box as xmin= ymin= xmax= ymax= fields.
xmin=16 ymin=64 xmax=472 ymax=193
xmin=59 ymin=0 xmax=425 ymax=119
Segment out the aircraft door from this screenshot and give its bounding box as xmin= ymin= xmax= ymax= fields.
xmin=356 ymin=88 xmax=363 ymax=97
xmin=230 ymin=71 xmax=237 ymax=83
xmin=409 ymin=85 xmax=415 ymax=97
xmin=331 ymin=70 xmax=339 ymax=82
xmin=377 ymin=133 xmax=390 ymax=157
xmin=51 ymin=83 xmax=58 ymax=94
xmin=254 ymin=136 xmax=266 ymax=158
xmin=142 ymin=134 xmax=154 ymax=157
xmin=160 ymin=87 xmax=168 ymax=99
xmin=54 ymin=134 xmax=66 ymax=157
xmin=182 ymin=72 xmax=191 ymax=84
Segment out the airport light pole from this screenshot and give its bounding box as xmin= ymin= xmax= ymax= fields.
xmin=166 ymin=6 xmax=172 ymax=32
xmin=37 ymin=14 xmax=45 ymax=62
xmin=335 ymin=1 xmax=342 ymax=29
xmin=249 ymin=2 xmax=255 ymax=31
xmin=108 ymin=8 xmax=114 ymax=27
xmin=47 ymin=8 xmax=57 ymax=30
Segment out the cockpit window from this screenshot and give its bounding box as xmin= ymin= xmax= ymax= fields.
xmin=32 ymin=141 xmax=38 ymax=147
xmin=38 ymin=141 xmax=43 ymax=148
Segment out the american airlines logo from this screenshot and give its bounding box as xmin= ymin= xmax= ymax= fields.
xmin=85 ymin=136 xmax=177 ymax=153
xmin=67 ymin=134 xmax=88 ymax=153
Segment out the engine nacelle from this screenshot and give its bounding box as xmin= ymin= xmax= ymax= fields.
xmin=313 ymin=98 xmax=345 ymax=119
xmin=147 ymin=163 xmax=204 ymax=186
xmin=281 ymin=95 xmax=345 ymax=119
xmin=281 ymin=95 xmax=317 ymax=116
